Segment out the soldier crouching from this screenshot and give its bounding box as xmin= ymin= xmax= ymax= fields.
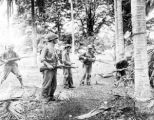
xmin=1 ymin=44 xmax=23 ymax=88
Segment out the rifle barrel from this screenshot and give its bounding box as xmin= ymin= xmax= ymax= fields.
xmin=40 ymin=65 xmax=78 ymax=72
xmin=0 ymin=56 xmax=33 ymax=65
xmin=95 ymin=60 xmax=113 ymax=64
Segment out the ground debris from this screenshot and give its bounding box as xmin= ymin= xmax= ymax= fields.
xmin=0 ymin=86 xmax=43 ymax=120
xmin=0 ymin=97 xmax=25 ymax=120
xmin=75 ymin=95 xmax=149 ymax=120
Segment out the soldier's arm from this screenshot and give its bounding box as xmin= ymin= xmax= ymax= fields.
xmin=0 ymin=53 xmax=8 ymax=63
xmin=5 ymin=52 xmax=21 ymax=62
xmin=14 ymin=52 xmax=20 ymax=60
xmin=41 ymin=47 xmax=53 ymax=68
xmin=88 ymin=54 xmax=96 ymax=62
xmin=92 ymin=55 xmax=96 ymax=62
xmin=79 ymin=53 xmax=86 ymax=60
xmin=62 ymin=52 xmax=72 ymax=66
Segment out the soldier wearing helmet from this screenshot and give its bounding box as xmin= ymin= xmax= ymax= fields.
xmin=79 ymin=44 xmax=96 ymax=86
xmin=40 ymin=34 xmax=60 ymax=103
xmin=62 ymin=44 xmax=75 ymax=89
xmin=0 ymin=44 xmax=23 ymax=88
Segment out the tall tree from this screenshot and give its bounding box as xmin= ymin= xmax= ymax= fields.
xmin=114 ymin=0 xmax=124 ymax=62
xmin=31 ymin=0 xmax=37 ymax=65
xmin=131 ymin=0 xmax=152 ymax=101
xmin=36 ymin=0 xmax=45 ymax=14
xmin=6 ymin=0 xmax=12 ymax=27
xmin=55 ymin=0 xmax=62 ymax=40
xmin=114 ymin=0 xmax=118 ymax=62
xmin=75 ymin=0 xmax=114 ymax=37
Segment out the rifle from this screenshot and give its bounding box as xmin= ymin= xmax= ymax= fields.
xmin=79 ymin=56 xmax=113 ymax=65
xmin=95 ymin=59 xmax=114 ymax=64
xmin=40 ymin=65 xmax=78 ymax=72
xmin=79 ymin=56 xmax=95 ymax=62
xmin=110 ymin=68 xmax=128 ymax=74
xmin=0 ymin=97 xmax=22 ymax=103
xmin=0 ymin=56 xmax=34 ymax=66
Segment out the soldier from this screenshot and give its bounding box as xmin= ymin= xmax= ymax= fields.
xmin=114 ymin=55 xmax=133 ymax=87
xmin=0 ymin=45 xmax=23 ymax=88
xmin=62 ymin=44 xmax=75 ymax=89
xmin=79 ymin=45 xmax=96 ymax=85
xmin=41 ymin=34 xmax=59 ymax=102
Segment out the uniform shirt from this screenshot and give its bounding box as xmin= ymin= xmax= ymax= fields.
xmin=2 ymin=50 xmax=19 ymax=65
xmin=41 ymin=46 xmax=58 ymax=67
xmin=79 ymin=51 xmax=95 ymax=65
xmin=62 ymin=50 xmax=71 ymax=66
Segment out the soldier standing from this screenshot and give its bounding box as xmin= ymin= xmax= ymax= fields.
xmin=0 ymin=45 xmax=23 ymax=88
xmin=79 ymin=45 xmax=96 ymax=85
xmin=62 ymin=44 xmax=75 ymax=89
xmin=41 ymin=34 xmax=59 ymax=102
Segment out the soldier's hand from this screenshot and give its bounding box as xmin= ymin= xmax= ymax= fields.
xmin=88 ymin=58 xmax=95 ymax=62
xmin=82 ymin=57 xmax=86 ymax=60
xmin=66 ymin=62 xmax=73 ymax=66
xmin=4 ymin=60 xmax=8 ymax=63
xmin=92 ymin=58 xmax=96 ymax=62
xmin=47 ymin=65 xmax=54 ymax=69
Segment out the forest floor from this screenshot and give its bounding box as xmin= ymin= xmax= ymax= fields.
xmin=0 ymin=53 xmax=153 ymax=120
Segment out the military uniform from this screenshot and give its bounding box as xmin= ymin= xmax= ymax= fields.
xmin=79 ymin=45 xmax=95 ymax=85
xmin=1 ymin=49 xmax=23 ymax=87
xmin=41 ymin=34 xmax=59 ymax=102
xmin=62 ymin=44 xmax=74 ymax=89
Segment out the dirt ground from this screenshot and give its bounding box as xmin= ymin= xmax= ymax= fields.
xmin=0 ymin=53 xmax=136 ymax=120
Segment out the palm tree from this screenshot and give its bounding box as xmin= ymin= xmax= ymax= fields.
xmin=114 ymin=0 xmax=118 ymax=62
xmin=131 ymin=0 xmax=152 ymax=101
xmin=31 ymin=0 xmax=37 ymax=65
xmin=114 ymin=0 xmax=124 ymax=62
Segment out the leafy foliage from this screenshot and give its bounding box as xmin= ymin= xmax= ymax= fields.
xmin=106 ymin=0 xmax=154 ymax=34
xmin=14 ymin=0 xmax=114 ymax=38
xmin=1 ymin=0 xmax=154 ymax=49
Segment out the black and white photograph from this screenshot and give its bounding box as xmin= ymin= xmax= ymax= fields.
xmin=0 ymin=0 xmax=154 ymax=120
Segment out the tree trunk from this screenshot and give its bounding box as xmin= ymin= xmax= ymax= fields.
xmin=57 ymin=19 xmax=61 ymax=41
xmin=86 ymin=5 xmax=94 ymax=36
xmin=6 ymin=0 xmax=12 ymax=43
xmin=31 ymin=0 xmax=37 ymax=66
xmin=6 ymin=0 xmax=10 ymax=29
xmin=80 ymin=19 xmax=86 ymax=37
xmin=70 ymin=0 xmax=75 ymax=54
xmin=56 ymin=0 xmax=61 ymax=41
xmin=115 ymin=0 xmax=124 ymax=62
xmin=114 ymin=0 xmax=118 ymax=62
xmin=37 ymin=0 xmax=45 ymax=14
xmin=131 ymin=0 xmax=152 ymax=101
